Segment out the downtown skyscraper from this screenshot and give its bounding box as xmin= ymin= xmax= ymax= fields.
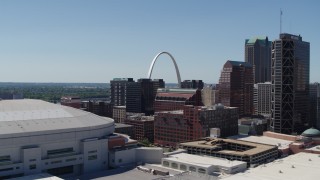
xmin=218 ymin=60 xmax=254 ymax=117
xmin=245 ymin=36 xmax=271 ymax=83
xmin=271 ymin=33 xmax=310 ymax=134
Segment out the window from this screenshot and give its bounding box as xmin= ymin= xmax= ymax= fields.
xmin=0 ymin=155 xmax=10 ymax=162
xmin=189 ymin=166 xmax=196 ymax=172
xmin=88 ymin=150 xmax=97 ymax=154
xmin=47 ymin=148 xmax=74 ymax=156
xmin=118 ymin=159 xmax=122 ymax=163
xmin=198 ymin=168 xmax=206 ymax=174
xmin=51 ymin=160 xmax=62 ymax=164
xmin=163 ymin=161 xmax=169 ymax=167
xmin=171 ymin=163 xmax=178 ymax=169
xmin=65 ymin=158 xmax=77 ymax=162
xmin=29 ymin=164 xmax=36 ymax=170
xmin=88 ymin=155 xmax=97 ymax=161
xmin=180 ymin=164 xmax=187 ymax=171
xmin=29 ymin=159 xmax=36 ymax=162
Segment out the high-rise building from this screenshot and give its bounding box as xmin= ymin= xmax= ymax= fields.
xmin=126 ymin=78 xmax=165 ymax=115
xmin=245 ymin=36 xmax=272 ymax=83
xmin=271 ymin=33 xmax=310 ymax=134
xmin=254 ymin=82 xmax=272 ymax=116
xmin=154 ymin=104 xmax=238 ymax=147
xmin=218 ymin=60 xmax=254 ymax=116
xmin=181 ymin=80 xmax=204 ymax=89
xmin=110 ymin=78 xmax=134 ymax=106
xmin=310 ymin=83 xmax=320 ymax=129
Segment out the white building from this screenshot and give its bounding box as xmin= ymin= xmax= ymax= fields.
xmin=223 ymin=152 xmax=320 ymax=180
xmin=0 ymin=99 xmax=115 ymax=179
xmin=161 ymin=153 xmax=247 ymax=175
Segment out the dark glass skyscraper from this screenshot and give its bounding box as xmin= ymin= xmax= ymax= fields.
xmin=110 ymin=78 xmax=134 ymax=106
xmin=271 ymin=33 xmax=310 ymax=134
xmin=218 ymin=60 xmax=254 ymax=116
xmin=245 ymin=36 xmax=271 ymax=83
xmin=126 ymin=78 xmax=165 ymax=115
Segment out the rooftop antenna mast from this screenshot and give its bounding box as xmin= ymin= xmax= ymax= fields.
xmin=280 ymin=9 xmax=283 ymax=34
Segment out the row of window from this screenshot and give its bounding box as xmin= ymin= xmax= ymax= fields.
xmin=162 ymin=161 xmax=206 ymax=174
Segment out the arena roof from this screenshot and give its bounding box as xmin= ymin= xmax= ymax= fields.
xmin=0 ymin=99 xmax=114 ymax=138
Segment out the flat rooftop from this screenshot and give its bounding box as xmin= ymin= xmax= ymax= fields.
xmin=223 ymin=152 xmax=320 ymax=180
xmin=180 ymin=138 xmax=276 ymax=156
xmin=228 ymin=135 xmax=292 ymax=150
xmin=164 ymin=153 xmax=246 ymax=168
xmin=306 ymin=145 xmax=320 ymax=152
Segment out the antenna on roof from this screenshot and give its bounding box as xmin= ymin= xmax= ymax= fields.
xmin=280 ymin=9 xmax=283 ymax=34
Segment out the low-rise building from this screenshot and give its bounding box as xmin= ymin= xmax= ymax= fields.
xmin=179 ymin=137 xmax=278 ymax=167
xmin=125 ymin=114 xmax=154 ymax=142
xmin=114 ymin=123 xmax=134 ymax=138
xmin=161 ymin=153 xmax=247 ymax=175
xmin=154 ymin=104 xmax=238 ymax=147
xmin=113 ymin=106 xmax=126 ymax=123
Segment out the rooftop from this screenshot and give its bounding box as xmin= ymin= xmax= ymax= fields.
xmin=227 ymin=61 xmax=252 ymax=68
xmin=180 ymin=138 xmax=276 ymax=156
xmin=228 ymin=135 xmax=292 ymax=150
xmin=0 ymin=99 xmax=114 ymax=138
xmin=115 ymin=123 xmax=133 ymax=128
xmin=245 ymin=36 xmax=269 ymax=45
xmin=223 ymin=152 xmax=320 ymax=180
xmin=301 ymin=128 xmax=320 ymax=137
xmin=164 ymin=153 xmax=246 ymax=168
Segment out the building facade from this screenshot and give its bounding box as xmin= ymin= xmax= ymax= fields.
xmin=112 ymin=106 xmax=126 ymax=123
xmin=60 ymin=96 xmax=81 ymax=109
xmin=181 ymin=80 xmax=204 ymax=89
xmin=245 ymin=36 xmax=272 ymax=83
xmin=254 ymin=82 xmax=272 ymax=116
xmin=154 ymin=88 xmax=203 ymax=112
xmin=154 ymin=104 xmax=238 ymax=147
xmin=310 ymin=83 xmax=320 ymax=129
xmin=201 ymin=86 xmax=219 ymax=107
xmin=126 ymin=79 xmax=164 ymax=115
xmin=218 ymin=60 xmax=254 ymax=116
xmin=124 ymin=115 xmax=155 ymax=143
xmin=271 ymin=33 xmax=310 ymax=134
xmin=110 ymin=78 xmax=134 ymax=106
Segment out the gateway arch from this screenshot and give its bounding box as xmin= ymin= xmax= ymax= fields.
xmin=147 ymin=52 xmax=181 ymax=87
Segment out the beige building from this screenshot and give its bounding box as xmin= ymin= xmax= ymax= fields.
xmin=201 ymin=87 xmax=219 ymax=107
xmin=113 ymin=106 xmax=126 ymax=123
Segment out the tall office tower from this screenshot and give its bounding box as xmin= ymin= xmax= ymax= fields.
xmin=245 ymin=36 xmax=272 ymax=83
xmin=253 ymin=82 xmax=272 ymax=116
xmin=309 ymin=83 xmax=320 ymax=129
xmin=218 ymin=60 xmax=254 ymax=116
xmin=181 ymin=80 xmax=204 ymax=89
xmin=110 ymin=78 xmax=134 ymax=106
xmin=271 ymin=33 xmax=310 ymax=134
xmin=126 ymin=78 xmax=165 ymax=115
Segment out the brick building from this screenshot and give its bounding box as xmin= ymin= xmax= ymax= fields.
xmin=124 ymin=114 xmax=155 ymax=143
xmin=218 ymin=60 xmax=254 ymax=117
xmin=154 ymin=88 xmax=203 ymax=112
xmin=154 ymin=104 xmax=238 ymax=147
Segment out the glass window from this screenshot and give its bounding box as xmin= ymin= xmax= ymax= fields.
xmin=171 ymin=163 xmax=178 ymax=169
xmin=163 ymin=161 xmax=169 ymax=167
xmin=198 ymin=168 xmax=206 ymax=174
xmin=29 ymin=164 xmax=36 ymax=170
xmin=180 ymin=164 xmax=187 ymax=171
xmin=88 ymin=155 xmax=97 ymax=161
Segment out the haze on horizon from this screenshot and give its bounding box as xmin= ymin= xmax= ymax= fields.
xmin=1 ymin=0 xmax=319 ymax=84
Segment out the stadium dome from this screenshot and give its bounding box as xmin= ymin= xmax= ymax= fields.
xmin=301 ymin=128 xmax=320 ymax=137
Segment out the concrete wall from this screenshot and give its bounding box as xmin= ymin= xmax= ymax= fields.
xmin=136 ymin=147 xmax=163 ymax=164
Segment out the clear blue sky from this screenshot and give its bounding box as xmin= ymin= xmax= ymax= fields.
xmin=0 ymin=0 xmax=319 ymax=84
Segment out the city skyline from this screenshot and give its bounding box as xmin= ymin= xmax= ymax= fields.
xmin=1 ymin=0 xmax=319 ymax=83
